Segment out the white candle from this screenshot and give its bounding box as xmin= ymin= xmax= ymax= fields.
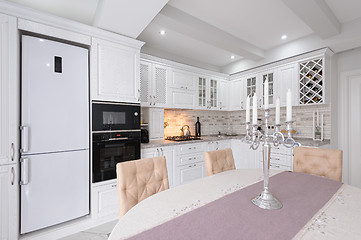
xmin=246 ymin=96 xmax=250 ymax=122
xmin=252 ymin=93 xmax=258 ymax=125
xmin=276 ymin=97 xmax=280 ymax=124
xmin=286 ymin=89 xmax=292 ymax=122
xmin=264 ymin=77 xmax=269 ymax=109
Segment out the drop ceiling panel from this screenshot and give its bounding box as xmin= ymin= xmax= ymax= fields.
xmin=325 ymin=0 xmax=361 ymax=23
xmin=168 ymin=0 xmax=313 ymax=50
xmin=8 ymin=0 xmax=99 ymax=25
xmin=138 ymin=22 xmax=242 ymax=67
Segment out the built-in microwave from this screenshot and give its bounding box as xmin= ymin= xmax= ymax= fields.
xmin=92 ymin=101 xmax=140 ymax=131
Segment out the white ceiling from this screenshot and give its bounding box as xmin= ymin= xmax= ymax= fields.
xmin=6 ymin=0 xmax=361 ymax=73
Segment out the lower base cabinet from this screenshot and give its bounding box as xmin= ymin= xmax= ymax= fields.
xmin=91 ymin=181 xmax=119 ymax=220
xmin=174 ymin=162 xmax=205 ymax=186
xmin=0 ymin=164 xmax=19 ymax=240
xmin=141 ymin=146 xmax=174 ymax=188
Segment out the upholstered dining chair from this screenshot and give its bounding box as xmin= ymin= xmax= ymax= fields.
xmin=293 ymin=146 xmax=343 ymax=182
xmin=204 ymin=148 xmax=236 ymax=176
xmin=116 ymin=156 xmax=169 ymax=218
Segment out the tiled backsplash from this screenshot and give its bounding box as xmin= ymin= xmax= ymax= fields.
xmin=164 ymin=104 xmax=331 ymax=139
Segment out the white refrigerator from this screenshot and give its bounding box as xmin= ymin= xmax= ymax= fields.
xmin=20 ymin=36 xmax=89 ymax=234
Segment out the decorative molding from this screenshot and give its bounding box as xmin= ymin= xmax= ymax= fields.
xmin=141 ymin=53 xmax=229 ymax=80
xmin=230 ymin=48 xmax=333 ymax=80
xmin=0 ymin=0 xmax=144 ymax=49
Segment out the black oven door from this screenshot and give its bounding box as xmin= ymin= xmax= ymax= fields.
xmin=92 ymin=102 xmax=140 ymax=131
xmin=92 ymin=132 xmax=141 ymax=183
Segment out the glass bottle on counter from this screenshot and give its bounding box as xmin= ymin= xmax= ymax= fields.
xmin=195 ymin=117 xmax=201 ymax=137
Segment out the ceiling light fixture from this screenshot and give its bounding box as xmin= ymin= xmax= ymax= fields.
xmin=281 ymin=35 xmax=287 ymax=40
xmin=231 ymin=55 xmax=235 ymax=59
xmin=159 ymin=30 xmax=166 ymax=36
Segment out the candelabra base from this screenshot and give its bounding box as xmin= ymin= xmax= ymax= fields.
xmin=251 ymin=188 xmax=282 ymax=210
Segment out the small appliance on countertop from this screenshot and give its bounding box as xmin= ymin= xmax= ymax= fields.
xmin=141 ymin=128 xmax=149 ymax=143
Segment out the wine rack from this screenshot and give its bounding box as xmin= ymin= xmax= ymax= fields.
xmin=299 ymin=58 xmax=324 ymax=104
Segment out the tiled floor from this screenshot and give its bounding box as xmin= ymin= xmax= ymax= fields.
xmin=59 ymin=220 xmax=118 ymax=240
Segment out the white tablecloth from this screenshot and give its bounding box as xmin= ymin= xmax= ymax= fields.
xmin=109 ymin=169 xmax=361 ymax=240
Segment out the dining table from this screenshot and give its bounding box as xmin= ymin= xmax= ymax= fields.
xmin=108 ymin=169 xmax=361 ymax=240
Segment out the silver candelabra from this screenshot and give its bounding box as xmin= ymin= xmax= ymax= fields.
xmin=245 ymin=109 xmax=300 ymax=210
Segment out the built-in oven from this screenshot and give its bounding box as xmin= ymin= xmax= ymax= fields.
xmin=92 ymin=131 xmax=141 ymax=183
xmin=92 ymin=101 xmax=141 ymax=183
xmin=92 ymin=101 xmax=140 ymax=131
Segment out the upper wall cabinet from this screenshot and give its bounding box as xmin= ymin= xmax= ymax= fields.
xmin=169 ymin=69 xmax=197 ymax=91
xmin=0 ymin=14 xmax=19 ymax=167
xmin=277 ymin=63 xmax=299 ymax=106
xmin=298 ymin=56 xmax=330 ymax=105
xmin=197 ymin=77 xmax=219 ymax=110
xmin=168 ymin=69 xmax=197 ymax=109
xmin=219 ymin=80 xmax=229 ymax=110
xmin=91 ymin=38 xmax=140 ymax=103
xmin=140 ymin=61 xmax=169 ymax=107
xmin=229 ymin=79 xmax=243 ymax=111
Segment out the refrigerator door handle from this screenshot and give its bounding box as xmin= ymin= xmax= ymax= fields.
xmin=20 ymin=157 xmax=29 ymax=185
xmin=20 ymin=126 xmax=29 ymax=153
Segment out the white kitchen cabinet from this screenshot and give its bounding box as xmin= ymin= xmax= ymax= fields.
xmin=206 ymin=140 xmax=231 ymax=151
xmin=169 ymin=69 xmax=197 ymax=91
xmin=231 ymin=139 xmax=259 ymax=169
xmin=0 ymin=164 xmax=19 ymax=240
xmin=141 ymin=146 xmax=175 ymax=188
xmin=91 ymin=180 xmax=118 ymax=220
xmin=174 ymin=142 xmax=206 ymax=186
xmin=229 ymin=79 xmax=244 ymax=110
xmin=140 ymin=61 xmax=169 ymax=107
xmin=157 ymin=146 xmax=175 ymax=188
xmin=259 ymin=69 xmax=277 ymax=108
xmin=168 ymin=88 xmax=197 ymax=109
xmin=0 ymin=14 xmax=19 ymax=167
xmin=0 ymin=14 xmax=19 ymax=240
xmin=143 ymin=107 xmax=164 ymax=140
xmin=197 ymin=77 xmax=219 ymax=110
xmin=277 ymin=63 xmax=299 ymax=106
xmin=174 ymin=162 xmax=205 ymax=186
xmin=219 ymin=80 xmax=229 ymax=110
xmin=91 ymin=37 xmax=140 ymax=103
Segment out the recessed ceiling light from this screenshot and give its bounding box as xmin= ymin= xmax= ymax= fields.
xmin=231 ymin=55 xmax=235 ymax=59
xmin=281 ymin=35 xmax=287 ymax=40
xmin=159 ymin=30 xmax=166 ymax=35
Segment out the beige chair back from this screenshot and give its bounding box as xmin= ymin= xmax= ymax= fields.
xmin=116 ymin=156 xmax=169 ymax=218
xmin=204 ymin=148 xmax=236 ymax=176
xmin=293 ymin=146 xmax=342 ymax=182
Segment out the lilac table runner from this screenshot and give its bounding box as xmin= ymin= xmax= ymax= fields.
xmin=127 ymin=172 xmax=342 ymax=240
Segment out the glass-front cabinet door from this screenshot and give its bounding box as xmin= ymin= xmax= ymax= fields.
xmin=198 ymin=77 xmax=206 ymax=107
xmin=262 ymin=72 xmax=274 ymax=106
xmin=209 ymin=79 xmax=217 ymax=108
xmin=246 ymin=76 xmax=257 ymax=106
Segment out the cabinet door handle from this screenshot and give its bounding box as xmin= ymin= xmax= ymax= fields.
xmin=20 ymin=126 xmax=29 ymax=153
xmin=11 ymin=143 xmax=15 ymax=161
xmin=149 ymin=96 xmax=152 ymax=105
xmin=156 ymin=148 xmax=160 ymax=156
xmin=20 ymin=158 xmax=29 ymax=185
xmin=188 ymin=157 xmax=193 ymax=161
xmin=11 ymin=167 xmax=15 ymax=185
xmin=153 ymin=96 xmax=156 ymax=105
xmin=161 ymin=148 xmax=164 ymax=155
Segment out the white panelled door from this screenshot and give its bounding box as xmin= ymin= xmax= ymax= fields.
xmin=348 ymin=73 xmax=361 ymax=188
